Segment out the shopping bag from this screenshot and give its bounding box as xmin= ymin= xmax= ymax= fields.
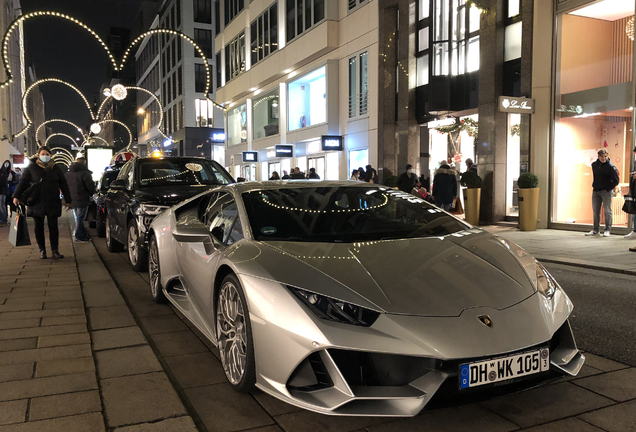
xmin=623 ymin=179 xmax=636 ymax=215
xmin=8 ymin=209 xmax=31 ymax=247
xmin=451 ymin=196 xmax=464 ymax=215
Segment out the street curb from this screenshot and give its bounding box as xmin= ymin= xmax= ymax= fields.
xmin=535 ymin=256 xmax=636 ymax=276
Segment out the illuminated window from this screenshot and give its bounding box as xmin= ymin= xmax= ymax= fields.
xmin=348 ymin=52 xmax=368 ymax=118
xmin=196 ymin=99 xmax=214 ymax=127
xmin=225 ymin=32 xmax=246 ymax=82
xmin=227 ymin=103 xmax=247 ymax=146
xmin=287 ymin=66 xmax=326 ymax=131
xmin=253 ymin=90 xmax=279 ymax=139
xmin=250 ymin=3 xmax=278 ymax=67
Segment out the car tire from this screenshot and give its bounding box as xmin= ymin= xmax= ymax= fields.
xmin=216 ymin=273 xmax=256 ymax=393
xmin=96 ymin=211 xmax=106 ymax=238
xmin=148 ymin=235 xmax=167 ymax=304
xmin=128 ymin=219 xmax=148 ymax=272
xmin=106 ymin=216 xmax=124 ymax=253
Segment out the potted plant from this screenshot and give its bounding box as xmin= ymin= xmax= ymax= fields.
xmin=517 ymin=172 xmax=539 ymax=231
xmin=460 ymin=167 xmax=482 ymax=226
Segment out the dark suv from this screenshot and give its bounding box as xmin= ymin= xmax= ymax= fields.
xmin=105 ymin=156 xmax=234 ymax=271
xmin=90 ymin=167 xmax=121 ymax=238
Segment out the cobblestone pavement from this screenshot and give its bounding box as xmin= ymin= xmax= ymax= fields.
xmin=0 ymin=218 xmax=635 ymax=431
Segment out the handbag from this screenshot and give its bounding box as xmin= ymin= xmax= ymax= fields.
xmin=8 ymin=208 xmax=31 ymax=247
xmin=622 ymin=179 xmax=636 ymax=215
xmin=21 ymin=179 xmax=42 ymax=206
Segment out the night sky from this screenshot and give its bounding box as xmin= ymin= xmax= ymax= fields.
xmin=20 ymin=0 xmax=145 ymax=134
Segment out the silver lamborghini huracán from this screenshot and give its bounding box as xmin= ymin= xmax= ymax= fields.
xmin=147 ymin=181 xmax=585 ymax=416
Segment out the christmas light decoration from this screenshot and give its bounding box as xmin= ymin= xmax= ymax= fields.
xmin=90 ymin=123 xmax=102 ymax=134
xmin=45 ymin=133 xmax=78 ymax=147
xmin=50 ymin=147 xmax=74 ymax=159
xmin=111 ymin=84 xmax=127 ymax=101
xmin=627 ymin=17 xmax=634 ymax=41
xmin=35 ymin=119 xmax=85 ymax=143
xmin=97 ymin=119 xmax=133 ymax=149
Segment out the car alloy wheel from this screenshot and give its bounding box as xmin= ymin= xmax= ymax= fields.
xmin=217 ymin=279 xmax=250 ymax=387
xmin=127 ymin=220 xmax=147 ymax=272
xmin=106 ymin=217 xmax=123 ymax=252
xmin=148 ymin=236 xmax=166 ymax=303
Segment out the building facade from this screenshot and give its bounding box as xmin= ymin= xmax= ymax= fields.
xmin=135 ymin=0 xmax=225 ymax=161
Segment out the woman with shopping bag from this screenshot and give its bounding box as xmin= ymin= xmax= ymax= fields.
xmin=12 ymin=146 xmax=72 ymax=259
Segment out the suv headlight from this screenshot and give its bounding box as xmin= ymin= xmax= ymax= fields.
xmin=288 ymin=287 xmax=380 ymax=327
xmin=135 ymin=204 xmax=170 ymax=216
xmin=536 ymin=261 xmax=557 ymax=299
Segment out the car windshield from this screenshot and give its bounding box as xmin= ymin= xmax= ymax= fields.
xmin=242 ymin=186 xmax=468 ymax=242
xmin=100 ymin=171 xmax=119 ymax=191
xmin=138 ymin=159 xmax=232 ymax=187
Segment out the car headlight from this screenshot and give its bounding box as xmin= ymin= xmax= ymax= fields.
xmin=536 ymin=261 xmax=557 ymax=299
xmin=135 ymin=204 xmax=170 ymax=216
xmin=288 ymin=287 xmax=380 ymax=327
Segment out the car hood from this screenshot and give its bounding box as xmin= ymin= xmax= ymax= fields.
xmin=246 ymin=230 xmax=537 ymax=317
xmin=135 ymin=185 xmax=211 ymax=206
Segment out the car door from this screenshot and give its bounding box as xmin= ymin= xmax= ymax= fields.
xmin=108 ymin=161 xmax=134 ymax=243
xmin=176 ymin=192 xmax=241 ymax=326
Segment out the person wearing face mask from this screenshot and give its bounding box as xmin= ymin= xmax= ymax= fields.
xmin=13 ymin=147 xmax=72 ymax=259
xmin=0 ymin=160 xmax=11 ymax=227
xmin=397 ymin=164 xmax=417 ymax=193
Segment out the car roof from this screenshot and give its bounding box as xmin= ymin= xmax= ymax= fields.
xmin=228 ymin=180 xmax=385 ymax=194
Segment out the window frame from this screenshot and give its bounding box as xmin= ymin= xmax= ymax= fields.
xmin=250 ymin=3 xmax=279 ymax=67
xmin=285 ymin=0 xmax=326 ymax=44
xmin=225 ymin=31 xmax=246 ymax=83
xmin=348 ymin=51 xmax=368 ymax=119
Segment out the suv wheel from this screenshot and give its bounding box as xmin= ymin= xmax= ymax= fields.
xmin=106 ymin=217 xmax=124 ymax=252
xmin=96 ymin=210 xmax=106 ymax=238
xmin=128 ymin=219 xmax=148 ymax=272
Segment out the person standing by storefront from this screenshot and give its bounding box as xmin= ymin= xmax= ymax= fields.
xmin=13 ymin=146 xmax=72 ymax=259
xmin=586 ymin=148 xmax=619 ymax=237
xmin=432 ymin=160 xmax=457 ymax=211
xmin=627 ymin=146 xmax=636 ymax=250
xmin=65 ymin=155 xmax=95 ymax=243
xmin=397 ymin=164 xmax=417 ymax=193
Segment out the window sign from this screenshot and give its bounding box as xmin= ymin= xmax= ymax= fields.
xmin=242 ymin=151 xmax=258 ymax=162
xmin=321 ymin=135 xmax=343 ymax=151
xmin=499 ymin=96 xmax=535 ymax=114
xmin=212 ymin=132 xmax=226 ymax=142
xmin=275 ymin=144 xmax=293 ymax=158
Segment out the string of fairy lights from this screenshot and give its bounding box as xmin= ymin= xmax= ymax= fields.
xmin=259 ymin=192 xmax=389 ymax=214
xmin=44 ymin=133 xmax=77 ymax=148
xmin=35 ymin=119 xmax=86 ymax=144
xmin=97 ymin=119 xmax=133 ymax=149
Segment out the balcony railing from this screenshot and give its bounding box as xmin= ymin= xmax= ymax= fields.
xmin=349 ymin=91 xmax=368 ymax=118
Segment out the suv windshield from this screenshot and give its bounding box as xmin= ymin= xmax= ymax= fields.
xmin=242 ymin=186 xmax=468 ymax=242
xmin=138 ymin=159 xmax=232 ymax=187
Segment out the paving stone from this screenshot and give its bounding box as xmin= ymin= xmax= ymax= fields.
xmin=35 ymin=356 xmax=95 ymax=378
xmin=164 ymin=352 xmax=227 ymax=388
xmin=0 ymin=339 xmax=37 ymax=352
xmin=0 ymin=303 xmax=43 ymax=313
xmin=43 ymin=300 xmax=84 ymax=310
xmin=521 ymin=417 xmax=605 ymax=432
xmin=186 ymin=384 xmax=274 ymax=432
xmin=152 ymin=330 xmax=209 ymax=357
xmin=551 ymin=364 xmax=603 ymax=384
xmin=573 ymin=368 xmax=636 ymax=402
xmin=40 ymin=315 xmax=86 ymax=326
xmin=127 ymin=301 xmax=174 ymax=318
xmin=88 ymin=305 xmax=136 ymax=330
xmin=578 ymin=399 xmax=636 ymax=432
xmin=0 ymin=400 xmax=27 ymax=425
xmin=101 ymin=372 xmax=187 ymax=428
xmin=82 ymin=284 xmax=125 ymax=308
xmin=92 ymin=326 xmax=147 ymax=351
xmin=0 ymin=344 xmax=91 ymax=366
xmin=0 ymin=364 xmax=33 ymax=383
xmin=38 ymin=332 xmax=91 ymax=348
xmin=253 ymin=391 xmax=303 ymax=417
xmin=0 ymin=323 xmax=86 ymax=340
xmin=0 ymin=308 xmax=84 ymax=321
xmin=46 ymin=279 xmax=80 ymax=287
xmin=139 ymin=314 xmax=189 ymax=335
xmin=29 ymin=390 xmax=101 ymax=421
xmin=6 ymin=294 xmax=80 ymax=304
xmin=0 ymin=371 xmax=97 ymax=402
xmin=96 ymin=346 xmax=163 ymax=379
xmin=582 ymin=353 xmax=630 ymax=372
xmin=0 ymin=291 xmax=45 ymax=300
xmin=78 ymin=263 xmax=111 ymax=283
xmin=480 ymin=382 xmax=615 ymax=428
xmin=112 ymin=416 xmax=199 ymax=432
xmin=0 ymin=412 xmax=105 ymax=432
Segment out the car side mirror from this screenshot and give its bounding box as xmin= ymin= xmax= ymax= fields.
xmin=173 ymin=222 xmax=212 ymax=243
xmin=110 ymin=179 xmax=126 ymax=190
xmin=211 ymin=226 xmax=225 ymax=243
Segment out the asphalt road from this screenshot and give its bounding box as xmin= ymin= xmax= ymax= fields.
xmin=544 ymin=263 xmax=636 ymax=367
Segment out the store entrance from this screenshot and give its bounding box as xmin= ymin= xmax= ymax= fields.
xmin=308 ymin=156 xmax=325 ymax=179
xmin=242 ymin=164 xmax=257 ymax=182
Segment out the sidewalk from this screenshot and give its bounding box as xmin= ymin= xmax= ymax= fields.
xmin=1 ymin=217 xmax=635 ymax=432
xmin=482 ymin=225 xmax=636 ymax=275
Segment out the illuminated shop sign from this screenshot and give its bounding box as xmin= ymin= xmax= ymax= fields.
xmin=321 ymin=135 xmax=343 ymax=151
xmin=242 ymin=151 xmax=258 ymax=162
xmin=211 ymin=132 xmax=226 ymax=142
xmin=275 ymin=144 xmax=293 ymax=158
xmin=499 ymin=96 xmax=535 ymax=114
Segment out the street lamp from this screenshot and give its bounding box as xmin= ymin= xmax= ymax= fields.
xmin=111 ymin=84 xmax=127 ymax=101
xmin=137 ymin=107 xmax=145 ymax=115
xmin=90 ymin=123 xmax=102 ymax=134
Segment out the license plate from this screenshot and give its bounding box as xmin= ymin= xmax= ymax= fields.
xmin=459 ymin=348 xmax=550 ymax=389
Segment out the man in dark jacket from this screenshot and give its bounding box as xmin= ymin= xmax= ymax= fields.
xmin=65 ymin=155 xmax=95 ymax=242
xmin=308 ymin=168 xmax=320 ymax=179
xmin=397 ymin=164 xmax=417 ymax=192
xmin=432 ymin=160 xmax=458 ymax=211
xmin=587 ymin=148 xmax=620 ymax=237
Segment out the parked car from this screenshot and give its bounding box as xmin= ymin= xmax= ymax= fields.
xmin=147 ymin=181 xmax=585 ymax=416
xmin=105 ymin=156 xmax=234 ymax=271
xmin=89 ymin=167 xmax=121 ymax=237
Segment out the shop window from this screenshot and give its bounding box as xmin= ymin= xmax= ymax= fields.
xmin=467 ymin=36 xmax=479 ymax=72
xmin=194 ymin=0 xmax=212 ymax=23
xmin=417 ymin=55 xmax=429 ymax=86
xmin=215 ymin=0 xmax=221 ymax=35
xmin=418 ymin=0 xmax=429 ymax=20
xmin=227 ymin=103 xmax=247 ymax=146
xmin=287 ymin=66 xmax=326 ymax=131
xmin=507 ymin=0 xmax=520 ymax=18
xmin=285 ymin=0 xmax=325 ymax=43
xmin=225 ymin=0 xmax=245 ymax=25
xmin=348 ymin=149 xmax=368 ymax=176
xmin=432 ymin=0 xmax=480 ymax=77
xmin=196 ymin=99 xmax=214 ymax=127
xmin=194 ymin=28 xmax=213 ymax=58
xmin=250 ymin=4 xmax=278 ymax=67
xmin=348 ymin=52 xmax=368 ymax=118
xmin=253 ymin=90 xmax=279 ymax=139
xmin=194 ymin=63 xmax=207 ymax=93
xmin=225 ymin=32 xmax=246 ymax=82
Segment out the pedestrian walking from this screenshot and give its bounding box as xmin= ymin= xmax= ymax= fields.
xmin=65 ymin=154 xmax=95 ymax=243
xmin=308 ymin=168 xmax=320 ymax=179
xmin=397 ymin=164 xmax=417 ymax=193
xmin=269 ymin=171 xmax=281 ymax=180
xmin=586 ymin=148 xmax=619 ymax=237
xmin=432 ymin=160 xmax=457 ymax=211
xmin=12 ymin=146 xmax=72 ymax=259
xmin=0 ymin=160 xmax=11 ymax=226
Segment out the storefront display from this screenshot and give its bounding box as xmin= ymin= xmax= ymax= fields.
xmin=288 ymin=66 xmax=327 ymax=131
xmin=227 ymin=103 xmax=247 ymax=146
xmin=253 ymin=90 xmax=279 ymax=139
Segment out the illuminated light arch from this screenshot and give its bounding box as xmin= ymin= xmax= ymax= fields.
xmin=83 ymin=136 xmax=109 ymax=147
xmin=51 ymin=154 xmax=72 ymax=168
xmin=45 ymin=133 xmax=78 ymax=147
xmin=51 ymin=153 xmax=73 ymax=164
xmin=98 ymin=86 xmax=168 ymax=142
xmin=50 ymin=147 xmax=74 ymax=159
xmin=16 ymin=78 xmax=95 ymax=140
xmin=1 ymin=11 xmax=118 ymax=89
xmin=98 ymin=119 xmax=133 ymax=148
xmin=36 ymin=119 xmax=85 ymax=143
